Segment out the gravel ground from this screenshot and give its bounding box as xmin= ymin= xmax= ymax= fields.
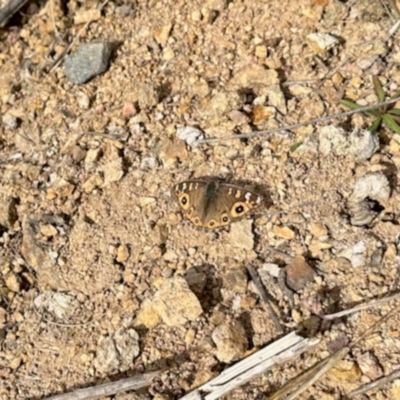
xmin=1 ymin=0 xmax=400 ymax=399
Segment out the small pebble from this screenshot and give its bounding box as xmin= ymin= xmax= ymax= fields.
xmin=64 ymin=42 xmax=113 ymax=85
xmin=176 ymin=126 xmax=204 ymax=146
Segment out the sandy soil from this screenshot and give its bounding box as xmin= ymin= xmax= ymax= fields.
xmin=1 ymin=0 xmax=400 ymax=399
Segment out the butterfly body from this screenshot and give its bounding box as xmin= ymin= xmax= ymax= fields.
xmin=174 ymin=179 xmax=263 ymax=229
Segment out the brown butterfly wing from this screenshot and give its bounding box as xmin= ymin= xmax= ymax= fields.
xmin=174 ymin=180 xmax=263 ymax=229
xmin=174 ymin=180 xmax=209 ymax=227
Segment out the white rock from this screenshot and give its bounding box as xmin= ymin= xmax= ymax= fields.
xmin=348 ymin=128 xmax=379 ymax=160
xmin=228 ymin=220 xmax=255 ymax=250
xmin=319 ymin=126 xmax=351 ymax=155
xmin=353 ymin=241 xmax=366 ymax=254
xmin=93 ymin=336 xmax=119 ymax=374
xmin=307 ymin=32 xmax=340 ymax=54
xmin=318 ymin=126 xmax=379 ymax=160
xmin=351 ymin=172 xmax=391 ymax=203
xmin=114 ymin=329 xmax=140 ymax=371
xmin=351 ymin=254 xmax=365 ymax=268
xmin=34 ymin=292 xmax=77 ymax=320
xmin=140 ymin=156 xmax=159 ymax=170
xmin=176 ymin=126 xmax=204 ymax=146
xmin=259 ymin=263 xmax=281 ymax=278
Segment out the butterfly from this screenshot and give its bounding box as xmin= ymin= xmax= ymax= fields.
xmin=173 ymin=179 xmax=263 ymax=229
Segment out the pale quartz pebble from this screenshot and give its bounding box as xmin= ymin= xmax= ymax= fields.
xmin=259 ymin=263 xmax=281 ymax=278
xmin=318 ymin=126 xmax=379 ymax=160
xmin=176 ymin=126 xmax=204 ymax=146
xmin=306 ymin=32 xmax=340 ymax=54
xmin=350 ymin=171 xmax=390 ymax=204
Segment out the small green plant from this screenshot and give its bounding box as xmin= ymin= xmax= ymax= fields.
xmin=340 ymin=76 xmax=400 ymax=135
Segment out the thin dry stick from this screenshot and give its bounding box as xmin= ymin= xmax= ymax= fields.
xmin=195 ymin=96 xmax=400 ymax=144
xmin=269 ymin=303 xmax=400 ymax=399
xmin=268 ymin=347 xmax=349 ymax=400
xmin=351 ymin=305 xmax=400 ymax=348
xmin=0 ymin=0 xmax=29 ymax=26
xmin=0 ymin=153 xmax=22 ymax=164
xmin=48 ymin=0 xmax=110 ymax=73
xmin=389 ymin=18 xmax=400 ymax=36
xmin=281 ymin=79 xmax=318 ymax=87
xmin=315 ymin=56 xmax=349 ymax=91
xmin=349 ymin=368 xmax=400 ymax=398
xmin=38 ymin=31 xmax=69 ymax=72
xmin=33 ymin=305 xmax=106 ymax=328
xmin=49 ymin=0 xmax=59 ymax=36
xmin=390 ymin=259 xmax=400 ymax=293
xmin=343 ymin=306 xmax=400 ymax=397
xmin=180 ymin=332 xmax=319 ymax=400
xmin=388 ymin=0 xmax=400 ymax=20
xmin=321 ymin=292 xmax=400 ymax=321
xmin=246 ymin=264 xmax=283 ymax=334
xmin=45 ymin=371 xmax=161 ymax=400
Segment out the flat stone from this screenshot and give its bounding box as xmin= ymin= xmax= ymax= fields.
xmin=103 ymin=158 xmax=124 ymax=186
xmin=230 ymin=65 xmax=279 ymax=89
xmin=356 ymin=352 xmax=383 ymax=380
xmin=309 ymin=222 xmax=328 ymax=237
xmin=5 ymin=273 xmax=21 ymax=292
xmin=114 ymin=329 xmax=140 ymax=371
xmin=116 ymin=245 xmax=130 ymax=263
xmin=328 ymin=360 xmax=362 ymax=381
xmin=134 ymin=299 xmax=161 ymax=329
xmin=285 ymin=256 xmax=316 ymax=292
xmin=306 ymin=32 xmax=339 ymax=55
xmin=153 ymin=23 xmax=172 ymax=46
xmin=40 ymin=224 xmax=58 ymax=237
xmin=222 ymin=268 xmax=248 ymax=293
xmin=272 ymin=225 xmax=295 ymax=240
xmin=0 ymin=195 xmax=17 ymax=229
xmin=64 ymin=42 xmax=113 ymax=85
xmin=83 ymin=174 xmax=103 ymax=193
xmin=158 ymin=138 xmax=188 ymax=167
xmin=212 ymin=320 xmax=247 ymax=363
xmin=47 ymin=178 xmax=75 ymax=199
xmin=228 ymin=220 xmax=255 ymax=250
xmin=138 ymin=83 xmax=159 ymax=109
xmin=93 ymin=336 xmax=119 ymax=374
xmin=185 ymin=268 xmax=207 ymax=294
xmin=152 ymin=277 xmax=203 ymax=326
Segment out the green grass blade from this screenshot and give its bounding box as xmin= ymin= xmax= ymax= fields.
xmin=366 ymin=109 xmax=381 ymax=117
xmin=340 ymin=99 xmax=363 ymax=110
xmin=368 ymin=117 xmax=382 ymax=133
xmin=388 ymin=108 xmax=400 ymax=116
xmin=340 ymin=99 xmax=380 ymax=117
xmin=290 ymin=141 xmax=303 ymax=152
xmin=372 ymin=76 xmax=386 ymax=103
xmin=390 ymin=90 xmax=400 ymax=99
xmin=382 ymin=114 xmax=400 ymax=134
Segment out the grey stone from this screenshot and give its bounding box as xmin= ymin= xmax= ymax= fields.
xmin=64 ymin=42 xmax=113 ymax=84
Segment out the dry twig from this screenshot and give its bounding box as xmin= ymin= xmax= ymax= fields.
xmin=246 ymin=263 xmax=283 ymax=334
xmin=0 ymin=0 xmax=29 ymax=27
xmin=195 ymin=96 xmax=400 ymax=144
xmin=179 ymin=332 xmax=320 ymax=400
xmin=0 ymin=152 xmax=22 ymax=164
xmin=321 ymin=292 xmax=400 ymax=321
xmin=349 ymin=368 xmax=400 ymax=398
xmin=269 ymin=301 xmax=400 ymax=399
xmin=45 ymin=371 xmax=161 ymax=400
xmin=268 ymin=347 xmax=349 ymax=400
